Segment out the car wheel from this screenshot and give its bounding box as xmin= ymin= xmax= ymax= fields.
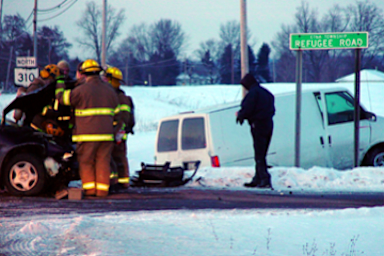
xmin=3 ymin=153 xmax=47 ymax=196
xmin=364 ymin=147 xmax=384 ymax=167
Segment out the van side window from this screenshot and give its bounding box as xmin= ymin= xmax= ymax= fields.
xmin=325 ymin=91 xmax=366 ymax=125
xmin=157 ymin=120 xmax=179 ymax=152
xmin=182 ymin=118 xmax=206 ymax=150
xmin=314 ymin=92 xmax=324 ymax=123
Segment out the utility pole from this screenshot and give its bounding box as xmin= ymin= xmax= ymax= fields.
xmin=240 ymin=0 xmax=249 ymax=97
xmin=33 ymin=0 xmax=38 ymax=66
xmin=231 ymin=46 xmax=234 ymax=85
xmin=0 ymin=0 xmax=3 ymax=37
xmin=5 ymin=46 xmax=13 ymax=92
xmin=45 ymin=36 xmax=55 ymax=63
xmin=101 ymin=0 xmax=106 ymax=67
xmin=125 ymin=52 xmax=130 ymax=85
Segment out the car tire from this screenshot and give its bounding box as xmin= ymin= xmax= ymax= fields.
xmin=3 ymin=153 xmax=47 ymax=196
xmin=363 ymin=147 xmax=384 ymax=167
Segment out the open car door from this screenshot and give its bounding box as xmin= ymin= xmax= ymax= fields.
xmin=1 ymin=82 xmax=56 ymax=126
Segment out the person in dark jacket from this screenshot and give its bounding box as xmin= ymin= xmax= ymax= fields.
xmin=236 ymin=73 xmax=275 ymax=188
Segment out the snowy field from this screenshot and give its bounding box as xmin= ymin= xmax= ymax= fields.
xmin=1 ymin=81 xmax=384 ymax=255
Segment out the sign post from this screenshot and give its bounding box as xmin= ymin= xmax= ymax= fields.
xmin=14 ymin=56 xmax=38 ymax=88
xmin=289 ymin=32 xmax=369 ymax=167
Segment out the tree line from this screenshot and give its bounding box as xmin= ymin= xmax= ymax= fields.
xmin=1 ymin=0 xmax=383 ymax=89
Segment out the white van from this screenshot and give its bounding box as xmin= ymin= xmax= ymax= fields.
xmin=154 ymin=87 xmax=384 ymax=170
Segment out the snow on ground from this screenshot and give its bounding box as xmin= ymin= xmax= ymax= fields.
xmin=1 ymin=83 xmax=384 ymax=255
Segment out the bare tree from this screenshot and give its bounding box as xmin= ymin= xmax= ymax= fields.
xmin=127 ymin=23 xmax=154 ymax=62
xmin=194 ymin=39 xmax=220 ymax=61
xmin=219 ymin=20 xmax=241 ymax=48
xmin=76 ymin=1 xmax=125 ymax=63
xmin=110 ymin=19 xmax=187 ymax=85
xmin=322 ymin=5 xmax=351 ymax=81
xmin=150 ymin=19 xmax=186 ymax=57
xmin=122 ymin=19 xmax=186 ymax=62
xmin=273 ymin=0 xmax=384 ymax=82
xmin=272 ymin=1 xmax=343 ymax=82
xmin=271 ymin=23 xmax=296 ymax=82
xmin=346 ymin=0 xmax=384 ymax=69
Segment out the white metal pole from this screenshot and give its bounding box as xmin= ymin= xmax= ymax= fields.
xmin=354 ymin=49 xmax=361 ymax=167
xmin=294 ymin=50 xmax=303 ymax=167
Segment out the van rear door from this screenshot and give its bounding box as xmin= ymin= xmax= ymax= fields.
xmin=156 ymin=119 xmax=180 ymax=165
xmin=156 ymin=115 xmax=211 ymax=167
xmin=180 ymin=116 xmax=210 ymax=167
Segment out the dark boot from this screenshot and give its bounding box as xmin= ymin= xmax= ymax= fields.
xmin=256 ymin=178 xmax=272 ymax=189
xmin=244 ymin=175 xmax=260 ymax=187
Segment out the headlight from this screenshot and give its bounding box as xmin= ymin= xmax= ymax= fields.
xmin=63 ymin=152 xmax=74 ymax=161
xmin=44 ymin=157 xmax=60 ymax=176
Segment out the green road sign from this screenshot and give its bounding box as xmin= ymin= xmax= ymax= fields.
xmin=290 ymin=32 xmax=369 ymax=50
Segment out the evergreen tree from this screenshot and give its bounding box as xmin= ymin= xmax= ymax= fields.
xmin=37 ymin=26 xmax=72 ymax=66
xmin=201 ymin=50 xmax=215 ymax=84
xmin=248 ymin=45 xmax=257 ymax=79
xmin=255 ymin=43 xmax=272 ymax=82
xmin=219 ymin=44 xmax=233 ymax=84
xmin=148 ymin=49 xmax=179 ymax=85
xmin=126 ymin=52 xmax=143 ymax=86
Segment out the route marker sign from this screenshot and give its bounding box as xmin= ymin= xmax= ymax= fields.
xmin=14 ymin=56 xmax=38 ymax=87
xmin=290 ymin=32 xmax=369 ymax=50
xmin=14 ymin=68 xmax=39 ymax=87
xmin=16 ymin=56 xmax=36 ymax=67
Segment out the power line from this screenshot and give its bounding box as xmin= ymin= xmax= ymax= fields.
xmin=126 ymin=57 xmax=178 ymax=68
xmin=38 ymin=0 xmax=78 ymax=22
xmin=25 ymin=10 xmax=34 ymax=23
xmin=37 ymin=0 xmax=69 ymax=12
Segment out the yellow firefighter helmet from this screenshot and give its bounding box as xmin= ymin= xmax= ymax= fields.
xmin=40 ymin=64 xmax=60 ymax=79
xmin=79 ymin=59 xmax=102 ymax=74
xmin=106 ymin=66 xmax=125 ymax=88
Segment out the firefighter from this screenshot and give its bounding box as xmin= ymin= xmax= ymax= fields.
xmin=55 ymin=59 xmax=121 ymax=197
xmin=57 ymin=60 xmax=72 ymax=81
xmin=105 ymin=66 xmax=135 ymax=189
xmin=13 ymin=64 xmax=60 ymax=125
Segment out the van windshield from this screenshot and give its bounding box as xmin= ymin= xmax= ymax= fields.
xmin=157 ymin=120 xmax=179 ymax=152
xmin=182 ymin=117 xmax=206 ymax=150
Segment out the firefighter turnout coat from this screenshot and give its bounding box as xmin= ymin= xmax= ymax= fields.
xmin=56 ymin=75 xmax=121 ymax=196
xmin=112 ymin=89 xmax=135 ymax=187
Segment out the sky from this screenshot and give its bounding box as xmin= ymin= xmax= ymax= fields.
xmin=3 ymin=0 xmax=384 ymax=60
xmin=1 ymin=74 xmax=384 ymax=255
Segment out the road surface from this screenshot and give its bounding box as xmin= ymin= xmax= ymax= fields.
xmin=1 ymin=187 xmax=383 ymax=217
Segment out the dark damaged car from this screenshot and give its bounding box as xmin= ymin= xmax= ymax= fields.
xmin=0 ymin=83 xmax=79 ymax=196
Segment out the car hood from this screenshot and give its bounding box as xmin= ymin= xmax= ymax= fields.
xmin=1 ymin=81 xmax=56 ymax=126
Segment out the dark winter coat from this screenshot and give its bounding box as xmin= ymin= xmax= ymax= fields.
xmin=237 ymin=74 xmax=275 ymax=126
xmin=116 ymin=88 xmax=135 ymax=137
